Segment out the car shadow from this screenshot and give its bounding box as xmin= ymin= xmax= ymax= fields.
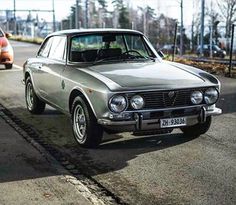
xmin=43 ymin=108 xmax=64 ymax=115
xmin=71 ymin=132 xmax=198 ymax=176
xmin=0 ymin=106 xmax=200 ymax=181
xmin=100 ymin=133 xmax=193 ymax=150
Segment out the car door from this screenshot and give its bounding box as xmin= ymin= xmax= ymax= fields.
xmin=32 ymin=37 xmax=53 ymax=98
xmin=39 ymin=35 xmax=67 ymax=109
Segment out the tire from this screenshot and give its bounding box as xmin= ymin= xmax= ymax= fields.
xmin=180 ymin=116 xmax=212 ymax=137
xmin=5 ymin=64 xmax=13 ymax=69
xmin=72 ymin=96 xmax=103 ymax=148
xmin=25 ymin=77 xmax=45 ymax=114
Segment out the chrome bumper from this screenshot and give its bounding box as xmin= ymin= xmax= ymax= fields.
xmin=98 ymin=106 xmax=222 ymax=131
xmin=206 ymin=107 xmax=222 ymax=116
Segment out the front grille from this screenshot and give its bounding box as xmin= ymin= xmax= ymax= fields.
xmin=127 ymin=87 xmax=209 ymax=110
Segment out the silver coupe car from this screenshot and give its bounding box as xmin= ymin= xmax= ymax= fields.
xmin=23 ymin=29 xmax=222 ymax=148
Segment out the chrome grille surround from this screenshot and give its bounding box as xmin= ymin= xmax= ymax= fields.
xmin=127 ymin=87 xmax=210 ymax=110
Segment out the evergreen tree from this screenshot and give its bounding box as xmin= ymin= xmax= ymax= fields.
xmin=112 ymin=0 xmax=130 ymax=28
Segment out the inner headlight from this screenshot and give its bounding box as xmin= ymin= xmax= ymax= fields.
xmin=109 ymin=95 xmax=127 ymax=113
xmin=130 ymin=95 xmax=144 ymax=110
xmin=191 ymin=91 xmax=203 ymax=104
xmin=204 ymin=88 xmax=219 ymax=105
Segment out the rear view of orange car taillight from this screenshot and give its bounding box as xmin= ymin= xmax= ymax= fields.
xmin=0 ymin=29 xmax=14 ymax=69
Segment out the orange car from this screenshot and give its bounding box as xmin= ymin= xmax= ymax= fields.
xmin=0 ymin=27 xmax=13 ymax=69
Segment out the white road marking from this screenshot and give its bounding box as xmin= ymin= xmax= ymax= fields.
xmin=0 ymin=64 xmax=23 ymax=72
xmin=0 ymin=69 xmax=21 ymax=72
xmin=13 ymin=64 xmax=23 ymax=70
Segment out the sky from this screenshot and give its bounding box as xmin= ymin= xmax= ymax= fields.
xmin=0 ymin=0 xmax=215 ymax=28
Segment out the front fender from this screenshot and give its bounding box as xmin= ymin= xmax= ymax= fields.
xmin=68 ymin=85 xmax=110 ymax=119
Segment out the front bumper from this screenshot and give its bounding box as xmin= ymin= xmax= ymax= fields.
xmin=97 ymin=106 xmax=222 ymax=132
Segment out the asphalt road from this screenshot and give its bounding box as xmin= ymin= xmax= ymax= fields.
xmin=0 ymin=40 xmax=236 ymax=205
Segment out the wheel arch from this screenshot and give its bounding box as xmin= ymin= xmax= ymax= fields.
xmin=25 ymin=71 xmax=30 ymax=81
xmin=69 ymin=88 xmax=97 ymax=118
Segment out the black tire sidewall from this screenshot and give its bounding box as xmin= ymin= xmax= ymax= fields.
xmin=181 ymin=116 xmax=212 ymax=137
xmin=25 ymin=77 xmax=45 ymax=114
xmin=71 ymin=96 xmax=103 ymax=148
xmin=25 ymin=78 xmax=36 ymax=112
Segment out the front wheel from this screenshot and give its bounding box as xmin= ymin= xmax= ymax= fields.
xmin=180 ymin=116 xmax=212 ymax=137
xmin=72 ymin=96 xmax=103 ymax=148
xmin=25 ymin=77 xmax=46 ymax=114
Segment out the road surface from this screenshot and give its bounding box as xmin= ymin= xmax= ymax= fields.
xmin=0 ymin=40 xmax=235 ymax=205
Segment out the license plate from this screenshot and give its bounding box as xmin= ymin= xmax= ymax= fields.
xmin=160 ymin=117 xmax=186 ymax=128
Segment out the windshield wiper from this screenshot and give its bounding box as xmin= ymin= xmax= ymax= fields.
xmin=119 ymin=54 xmax=155 ymax=62
xmin=92 ymin=55 xmax=155 ymax=65
xmin=92 ymin=56 xmax=120 ymax=65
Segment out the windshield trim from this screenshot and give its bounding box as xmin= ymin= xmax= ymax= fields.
xmin=69 ymin=32 xmax=158 ymax=63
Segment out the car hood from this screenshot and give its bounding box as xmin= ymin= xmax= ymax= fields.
xmin=81 ymin=61 xmax=215 ymax=91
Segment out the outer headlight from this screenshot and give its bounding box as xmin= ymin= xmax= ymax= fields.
xmin=130 ymin=95 xmax=144 ymax=110
xmin=109 ymin=95 xmax=127 ymax=113
xmin=204 ymin=88 xmax=219 ymax=105
xmin=191 ymin=91 xmax=203 ymax=104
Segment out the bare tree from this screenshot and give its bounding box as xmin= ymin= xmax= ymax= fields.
xmin=206 ymin=2 xmax=220 ymax=44
xmin=217 ymin=0 xmax=236 ymax=38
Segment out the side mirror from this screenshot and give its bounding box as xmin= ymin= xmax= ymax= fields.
xmin=5 ymin=32 xmax=12 ymax=39
xmin=157 ymin=50 xmax=165 ymax=59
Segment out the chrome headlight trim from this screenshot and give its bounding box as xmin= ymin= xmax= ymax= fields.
xmin=109 ymin=95 xmax=128 ymax=113
xmin=190 ymin=91 xmax=203 ymax=105
xmin=204 ymin=87 xmax=219 ymax=105
xmin=130 ymin=95 xmax=145 ymax=110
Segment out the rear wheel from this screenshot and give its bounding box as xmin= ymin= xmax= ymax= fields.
xmin=5 ymin=64 xmax=12 ymax=69
xmin=25 ymin=77 xmax=45 ymax=114
xmin=180 ymin=116 xmax=212 ymax=137
xmin=72 ymin=96 xmax=103 ymax=148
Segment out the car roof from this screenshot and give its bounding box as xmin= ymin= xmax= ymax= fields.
xmin=47 ymin=28 xmax=143 ymax=37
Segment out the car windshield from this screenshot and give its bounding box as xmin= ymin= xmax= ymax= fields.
xmin=69 ymin=33 xmax=155 ymax=63
xmin=212 ymin=45 xmax=221 ymax=51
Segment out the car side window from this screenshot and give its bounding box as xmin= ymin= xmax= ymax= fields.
xmin=48 ymin=36 xmax=66 ymax=61
xmin=38 ymin=37 xmax=53 ymax=58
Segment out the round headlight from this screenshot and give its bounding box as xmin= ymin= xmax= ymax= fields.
xmin=191 ymin=91 xmax=203 ymax=104
xmin=204 ymin=88 xmax=219 ymax=105
xmin=130 ymin=95 xmax=144 ymax=110
xmin=109 ymin=95 xmax=127 ymax=113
